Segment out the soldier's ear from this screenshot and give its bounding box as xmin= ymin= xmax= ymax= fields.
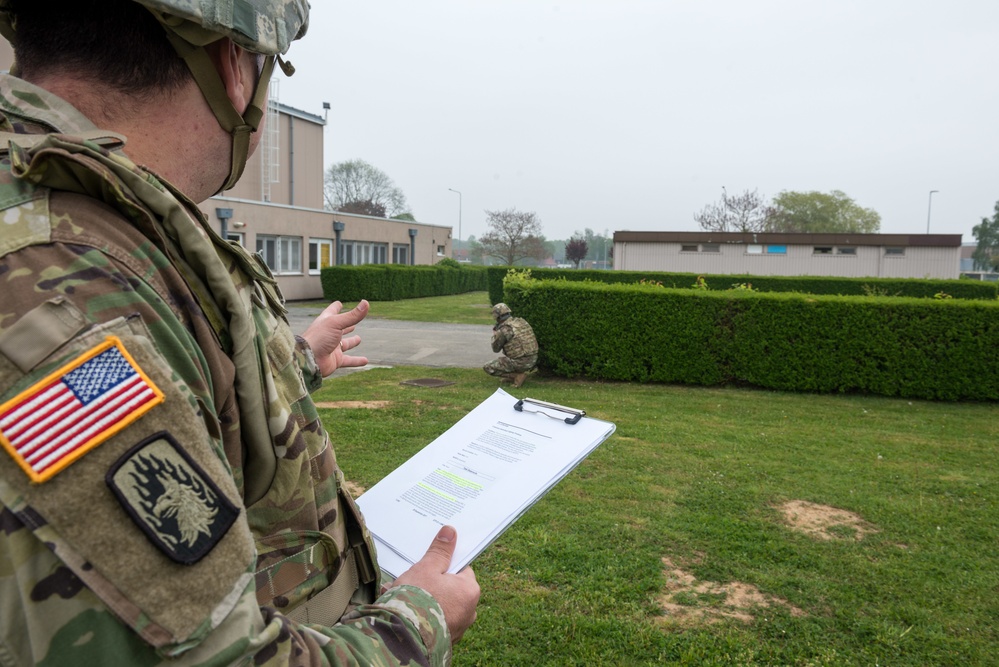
xmin=205 ymin=38 xmax=253 ymax=114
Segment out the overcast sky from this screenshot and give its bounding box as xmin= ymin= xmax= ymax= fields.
xmin=277 ymin=0 xmax=999 ymax=244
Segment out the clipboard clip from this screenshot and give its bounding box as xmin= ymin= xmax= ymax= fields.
xmin=514 ymin=397 xmax=586 ymax=425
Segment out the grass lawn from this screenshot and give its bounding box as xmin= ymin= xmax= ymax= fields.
xmin=292 ymin=291 xmax=495 ymax=326
xmin=315 ymin=365 xmax=998 ymax=666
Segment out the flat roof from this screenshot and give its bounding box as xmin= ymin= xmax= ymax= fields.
xmin=276 ymin=102 xmax=325 ymax=125
xmin=612 ymin=231 xmax=962 ymax=248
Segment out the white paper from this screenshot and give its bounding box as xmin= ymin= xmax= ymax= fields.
xmin=356 ymin=388 xmax=615 ymax=579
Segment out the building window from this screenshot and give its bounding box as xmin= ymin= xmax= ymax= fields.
xmin=226 ymin=231 xmax=245 ymax=246
xmin=813 ymin=246 xmax=833 ymax=255
xmin=885 ymin=247 xmax=905 ymax=256
xmin=393 ymin=244 xmax=410 ymax=264
xmin=837 ymin=247 xmax=857 ymax=255
xmin=746 ymin=244 xmax=763 ymax=254
xmin=701 ymin=243 xmax=720 ymax=253
xmin=437 ymin=245 xmax=446 ymax=256
xmin=309 ymin=238 xmax=334 ymax=275
xmin=681 ymin=244 xmax=698 ymax=252
xmin=256 ymin=235 xmax=302 ymax=274
xmin=766 ymin=245 xmax=786 ymax=254
xmin=341 ymin=241 xmax=388 ymax=265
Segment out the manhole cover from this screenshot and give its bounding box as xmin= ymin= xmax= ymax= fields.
xmin=399 ymin=378 xmax=455 ymax=388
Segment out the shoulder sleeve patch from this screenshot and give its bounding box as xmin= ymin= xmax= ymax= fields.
xmin=106 ymin=431 xmax=239 ymax=565
xmin=0 ymin=336 xmax=164 ymax=483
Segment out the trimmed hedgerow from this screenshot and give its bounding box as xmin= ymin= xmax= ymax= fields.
xmin=320 ymin=264 xmax=488 ymax=302
xmin=504 ymin=278 xmax=999 ymax=401
xmin=486 ymin=266 xmax=997 ymax=305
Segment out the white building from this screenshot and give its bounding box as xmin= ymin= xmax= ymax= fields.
xmin=612 ymin=232 xmax=962 ymax=279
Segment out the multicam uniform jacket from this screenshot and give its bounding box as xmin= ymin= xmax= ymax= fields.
xmin=489 ymin=317 xmax=538 ymax=372
xmin=0 ymin=75 xmax=450 ymax=666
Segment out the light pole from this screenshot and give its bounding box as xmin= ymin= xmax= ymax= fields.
xmin=926 ymin=190 xmax=938 ymax=233
xmin=603 ymin=228 xmax=609 ymax=269
xmin=448 ymin=188 xmax=462 ymax=259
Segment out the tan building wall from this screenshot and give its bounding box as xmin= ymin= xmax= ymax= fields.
xmin=200 ymin=200 xmax=452 ymax=300
xmin=0 ymin=39 xmax=11 ymax=72
xmin=613 ymin=232 xmax=962 ymax=279
xmin=223 ymin=104 xmax=325 ymax=210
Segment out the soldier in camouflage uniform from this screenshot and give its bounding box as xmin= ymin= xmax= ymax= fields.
xmin=0 ymin=1 xmax=479 ymax=665
xmin=483 ymin=303 xmax=538 ymax=388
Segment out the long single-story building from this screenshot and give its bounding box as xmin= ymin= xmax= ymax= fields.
xmin=612 ymin=231 xmax=962 ymax=279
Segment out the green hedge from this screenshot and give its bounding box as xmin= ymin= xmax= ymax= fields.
xmin=504 ymin=279 xmax=999 ymax=401
xmin=487 ymin=267 xmax=998 ymax=304
xmin=320 ymin=264 xmax=488 ymax=302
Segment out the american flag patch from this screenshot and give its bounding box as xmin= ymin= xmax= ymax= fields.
xmin=0 ymin=337 xmax=164 ymax=483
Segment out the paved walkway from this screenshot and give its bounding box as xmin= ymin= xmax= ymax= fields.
xmin=286 ymin=303 xmax=496 ymax=375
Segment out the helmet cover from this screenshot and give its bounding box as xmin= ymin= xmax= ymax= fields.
xmin=139 ymin=0 xmax=308 ymax=55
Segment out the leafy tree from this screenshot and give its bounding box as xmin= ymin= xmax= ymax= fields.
xmin=972 ymin=201 xmax=999 ymax=271
xmin=465 ymin=235 xmax=486 ymax=265
xmin=565 ymin=237 xmax=589 ymax=268
xmin=768 ymin=190 xmax=880 ymax=233
xmin=479 ymin=208 xmax=547 ymax=265
xmin=695 ymin=188 xmax=773 ymax=232
xmin=324 ymin=159 xmax=410 ymax=218
xmin=544 ymin=239 xmax=564 ymax=262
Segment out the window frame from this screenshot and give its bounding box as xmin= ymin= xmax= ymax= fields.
xmin=256 ymin=234 xmax=303 ymax=275
xmin=308 ymin=238 xmax=334 ymax=275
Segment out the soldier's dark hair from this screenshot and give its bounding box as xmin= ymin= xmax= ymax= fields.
xmin=6 ymin=0 xmax=190 ymax=94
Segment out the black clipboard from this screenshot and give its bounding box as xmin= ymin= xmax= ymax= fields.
xmin=513 ymin=397 xmax=586 ymax=424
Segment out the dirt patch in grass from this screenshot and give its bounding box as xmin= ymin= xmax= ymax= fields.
xmin=658 ymin=557 xmax=805 ymax=625
xmin=314 ymin=401 xmax=392 ymax=409
xmin=778 ymin=500 xmax=878 ymax=541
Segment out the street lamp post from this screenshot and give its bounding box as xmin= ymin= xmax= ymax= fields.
xmin=603 ymin=228 xmax=609 ymax=269
xmin=448 ymin=188 xmax=462 ymax=259
xmin=926 ymin=190 xmax=938 ymax=233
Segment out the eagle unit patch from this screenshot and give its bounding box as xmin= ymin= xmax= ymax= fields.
xmin=106 ymin=432 xmax=239 ymax=564
xmin=0 ymin=336 xmax=164 ymax=483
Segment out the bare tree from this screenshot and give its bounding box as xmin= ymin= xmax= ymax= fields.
xmin=479 ymin=208 xmax=547 ymax=265
xmin=565 ymin=237 xmax=588 ymax=268
xmin=337 ymin=199 xmax=386 ymax=217
xmin=324 ymin=159 xmax=409 ymax=218
xmin=694 ymin=188 xmax=773 ymax=233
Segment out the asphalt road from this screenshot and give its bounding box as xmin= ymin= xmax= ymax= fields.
xmin=285 ymin=303 xmax=496 ymax=375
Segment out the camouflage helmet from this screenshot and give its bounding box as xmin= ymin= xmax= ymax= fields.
xmin=492 ymin=303 xmax=512 ymax=320
xmin=138 ymin=0 xmax=309 ymax=57
xmin=0 ymin=0 xmax=310 ymax=194
xmin=0 ymin=0 xmax=309 ymax=56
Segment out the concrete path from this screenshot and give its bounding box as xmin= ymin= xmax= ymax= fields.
xmin=285 ymin=303 xmax=496 ymax=375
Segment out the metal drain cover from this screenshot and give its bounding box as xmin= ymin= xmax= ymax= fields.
xmin=399 ymin=378 xmax=455 ymax=388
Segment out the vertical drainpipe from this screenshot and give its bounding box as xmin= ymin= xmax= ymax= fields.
xmin=288 ymin=115 xmax=295 ymax=206
xmin=216 ymin=207 xmax=233 ymax=240
xmin=408 ymin=228 xmax=418 ymax=266
xmin=333 ymin=220 xmax=345 ymax=265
